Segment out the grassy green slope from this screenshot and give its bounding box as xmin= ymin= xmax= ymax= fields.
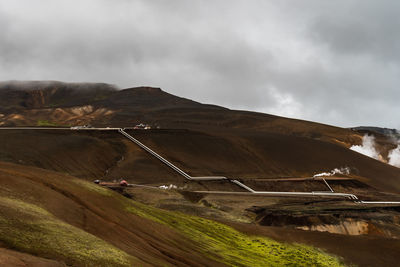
xmin=0 ymin=197 xmax=137 ymax=267
xmin=127 ymin=201 xmax=345 ymax=267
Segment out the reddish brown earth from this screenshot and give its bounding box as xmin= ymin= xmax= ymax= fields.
xmin=1 ymin=128 xmax=400 ymax=194
xmin=0 ymin=247 xmax=65 ymax=267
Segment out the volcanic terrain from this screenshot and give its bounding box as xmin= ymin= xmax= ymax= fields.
xmin=1 ymin=81 xmax=400 ymax=266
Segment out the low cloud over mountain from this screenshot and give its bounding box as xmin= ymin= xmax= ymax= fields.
xmin=1 ymin=0 xmax=399 ymax=128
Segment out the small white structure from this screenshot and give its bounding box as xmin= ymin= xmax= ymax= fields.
xmin=159 ymin=184 xmax=178 ymax=190
xmin=134 ymin=123 xmax=151 ymax=130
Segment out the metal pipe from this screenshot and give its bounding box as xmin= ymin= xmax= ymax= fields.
xmin=322 ymin=178 xmax=334 ymax=192
xmin=119 ymin=129 xmax=192 ymax=180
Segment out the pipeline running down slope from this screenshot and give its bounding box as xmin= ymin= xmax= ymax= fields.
xmin=119 ymin=129 xmax=367 ymax=202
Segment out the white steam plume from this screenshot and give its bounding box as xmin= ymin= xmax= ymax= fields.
xmin=388 ymin=146 xmax=400 ymax=167
xmin=387 ymin=129 xmax=400 ymax=168
xmin=350 ymin=133 xmax=400 ymax=168
xmin=313 ymin=167 xmax=351 ymax=177
xmin=350 ymin=135 xmax=381 ymax=160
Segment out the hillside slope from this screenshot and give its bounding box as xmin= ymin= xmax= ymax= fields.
xmin=1 ymin=128 xmax=400 ymax=194
xmin=0 ymin=161 xmax=344 ymax=266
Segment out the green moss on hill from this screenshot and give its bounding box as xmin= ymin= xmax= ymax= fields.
xmin=36 ymin=120 xmax=63 ymax=127
xmin=71 ymin=179 xmax=113 ymax=196
xmin=0 ymin=197 xmax=136 ymax=267
xmin=127 ymin=201 xmax=346 ymax=267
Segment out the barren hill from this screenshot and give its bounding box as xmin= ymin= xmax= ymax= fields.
xmin=0 ymin=81 xmax=399 ymax=192
xmin=0 ymin=81 xmax=357 ymax=142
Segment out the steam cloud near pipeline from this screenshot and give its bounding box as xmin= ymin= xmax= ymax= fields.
xmin=350 ymin=134 xmax=400 ymax=168
xmin=313 ymin=167 xmax=351 ymax=177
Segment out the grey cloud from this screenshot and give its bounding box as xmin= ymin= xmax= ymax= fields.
xmin=309 ymin=1 xmax=400 ymax=62
xmin=0 ymin=0 xmax=399 ymax=128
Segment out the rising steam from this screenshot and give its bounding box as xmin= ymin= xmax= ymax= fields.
xmin=350 ymin=135 xmax=381 ymax=160
xmin=350 ymin=134 xmax=400 ymax=168
xmin=313 ymin=167 xmax=351 ymax=177
xmin=388 ymin=146 xmax=400 ymax=167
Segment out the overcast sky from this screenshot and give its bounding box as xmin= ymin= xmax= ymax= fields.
xmin=0 ymin=0 xmax=399 ymax=128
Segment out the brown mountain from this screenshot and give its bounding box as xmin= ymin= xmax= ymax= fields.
xmin=0 ymin=81 xmax=399 ymax=193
